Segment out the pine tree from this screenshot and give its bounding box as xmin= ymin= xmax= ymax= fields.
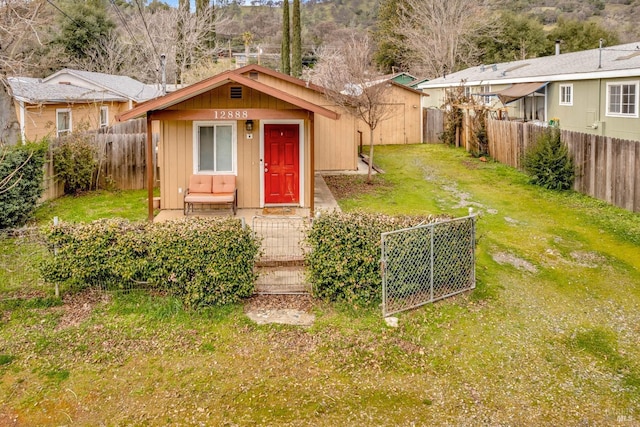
xmin=176 ymin=0 xmax=190 ymax=84
xmin=196 ymin=0 xmax=217 ymax=54
xmin=281 ymin=0 xmax=291 ymax=75
xmin=373 ymin=0 xmax=406 ymax=73
xmin=291 ymin=0 xmax=302 ymax=77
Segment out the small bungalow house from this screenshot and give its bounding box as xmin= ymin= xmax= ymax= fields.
xmin=9 ymin=69 xmax=162 ymax=142
xmin=117 ymin=64 xmax=424 ymax=219
xmin=418 ymin=41 xmax=640 ymax=141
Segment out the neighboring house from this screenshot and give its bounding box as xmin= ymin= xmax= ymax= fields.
xmin=9 ymin=68 xmax=162 ymax=142
xmin=117 ymin=64 xmax=424 ymax=217
xmin=418 ymin=41 xmax=640 ymax=141
xmin=386 ymin=71 xmax=418 ymax=86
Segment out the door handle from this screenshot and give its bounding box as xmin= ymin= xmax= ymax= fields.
xmin=264 ymin=167 xmax=268 ymax=172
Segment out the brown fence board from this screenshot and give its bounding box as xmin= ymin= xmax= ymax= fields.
xmin=485 ymin=119 xmax=639 ymax=212
xmin=424 ymin=108 xmax=445 ymax=144
xmin=42 ymin=118 xmax=157 ymax=201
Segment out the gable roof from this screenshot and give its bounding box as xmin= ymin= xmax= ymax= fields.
xmin=9 ymin=76 xmax=128 ymax=104
xmin=43 ymin=69 xmax=162 ymax=102
xmin=234 ymin=63 xmax=328 ymax=94
xmin=419 ymin=41 xmax=640 ymax=89
xmin=116 ymin=69 xmax=340 ymax=122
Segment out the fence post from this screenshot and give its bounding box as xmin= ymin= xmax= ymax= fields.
xmin=53 ymin=217 xmax=59 ymax=298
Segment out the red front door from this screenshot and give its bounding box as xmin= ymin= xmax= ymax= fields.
xmin=264 ymin=124 xmax=299 ymax=204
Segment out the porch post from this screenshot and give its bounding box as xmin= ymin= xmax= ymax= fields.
xmin=146 ymin=113 xmax=154 ymax=222
xmin=309 ymin=113 xmax=315 ymax=214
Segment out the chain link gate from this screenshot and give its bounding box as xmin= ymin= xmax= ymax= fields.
xmin=381 ymin=215 xmax=477 ymax=316
xmin=252 ymin=216 xmax=310 ymax=294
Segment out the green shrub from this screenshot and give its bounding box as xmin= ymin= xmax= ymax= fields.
xmin=53 ymin=134 xmax=97 ymax=194
xmin=523 ymin=127 xmax=575 ymax=190
xmin=306 ymin=211 xmax=445 ymax=306
xmin=0 ymin=142 xmax=47 ymax=229
xmin=40 ymin=218 xmax=260 ymax=307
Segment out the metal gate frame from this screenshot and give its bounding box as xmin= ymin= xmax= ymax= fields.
xmin=381 ymin=215 xmax=477 ymax=316
xmin=252 ymin=215 xmax=310 ymax=294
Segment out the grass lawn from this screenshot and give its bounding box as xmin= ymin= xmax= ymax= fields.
xmin=30 ymin=189 xmax=153 ymax=225
xmin=1 ymin=144 xmax=639 ymax=425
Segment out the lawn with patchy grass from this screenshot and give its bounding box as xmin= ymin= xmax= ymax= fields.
xmin=30 ymin=189 xmax=153 ymax=225
xmin=1 ymin=144 xmax=639 ymax=425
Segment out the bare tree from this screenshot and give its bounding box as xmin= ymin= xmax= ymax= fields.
xmin=171 ymin=3 xmax=228 ymax=84
xmin=0 ymin=0 xmax=49 ymax=145
xmin=397 ymin=0 xmax=492 ymax=78
xmin=310 ymin=33 xmax=396 ymax=183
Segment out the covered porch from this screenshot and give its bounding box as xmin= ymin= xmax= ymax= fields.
xmin=152 ymin=173 xmax=341 ymax=223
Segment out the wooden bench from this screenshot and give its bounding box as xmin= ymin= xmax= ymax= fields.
xmin=184 ymin=174 xmax=237 ymax=215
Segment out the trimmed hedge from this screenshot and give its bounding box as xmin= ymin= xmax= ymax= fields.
xmin=40 ymin=218 xmax=260 ymax=307
xmin=306 ymin=211 xmax=446 ymax=306
xmin=0 ymin=142 xmax=46 ymax=229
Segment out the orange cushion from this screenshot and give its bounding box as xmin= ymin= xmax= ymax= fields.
xmin=211 ymin=175 xmax=236 ymax=193
xmin=185 ymin=192 xmax=235 ymax=203
xmin=188 ymin=175 xmax=213 ymax=193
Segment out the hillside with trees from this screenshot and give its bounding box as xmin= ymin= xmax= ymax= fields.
xmin=1 ymin=0 xmax=639 ymax=143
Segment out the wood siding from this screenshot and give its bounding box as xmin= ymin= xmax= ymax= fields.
xmin=358 ymin=86 xmax=423 ymax=145
xmin=159 ymin=119 xmax=310 ymax=210
xmin=486 ymin=119 xmax=640 ymax=212
xmin=158 ymin=84 xmax=316 ymax=209
xmin=243 ymin=72 xmax=358 ymax=171
xmin=18 ymin=101 xmax=130 ymax=142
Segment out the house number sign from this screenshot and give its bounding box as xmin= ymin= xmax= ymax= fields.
xmin=212 ymin=110 xmax=249 ymax=119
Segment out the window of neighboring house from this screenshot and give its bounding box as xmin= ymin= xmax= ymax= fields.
xmin=606 ymin=81 xmax=639 ymax=117
xmin=193 ymin=121 xmax=237 ymax=174
xmin=559 ymin=84 xmax=573 ymax=106
xmin=56 ymin=109 xmax=71 ymax=137
xmin=100 ymin=106 xmax=109 ymax=128
xmin=479 ymin=85 xmax=492 ymax=105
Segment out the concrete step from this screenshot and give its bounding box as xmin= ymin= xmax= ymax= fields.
xmin=255 ymin=266 xmax=310 ymax=294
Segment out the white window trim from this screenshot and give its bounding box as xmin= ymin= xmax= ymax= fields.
xmin=192 ymin=121 xmax=237 ymax=175
xmin=259 ymin=120 xmax=305 ymax=208
xmin=606 ymin=81 xmax=639 ymax=118
xmin=559 ymin=84 xmax=573 ymax=106
xmin=56 ymin=108 xmax=72 ymax=137
xmin=100 ymin=106 xmax=109 ymax=128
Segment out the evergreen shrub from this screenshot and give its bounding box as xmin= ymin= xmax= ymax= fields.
xmin=306 ymin=211 xmax=445 ymax=306
xmin=0 ymin=142 xmax=46 ymax=229
xmin=41 ymin=218 xmax=260 ymax=307
xmin=523 ymin=127 xmax=575 ymax=191
xmin=53 ymin=134 xmax=97 ymax=194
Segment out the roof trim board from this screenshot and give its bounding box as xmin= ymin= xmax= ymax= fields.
xmin=117 ymin=71 xmax=340 ymax=122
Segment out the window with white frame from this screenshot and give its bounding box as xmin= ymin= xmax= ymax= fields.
xmin=56 ymin=109 xmax=71 ymax=137
xmin=559 ymin=84 xmax=573 ymax=106
xmin=606 ymin=81 xmax=638 ymax=117
xmin=479 ymin=85 xmax=492 ymax=105
xmin=100 ymin=106 xmax=108 ymax=128
xmin=193 ymin=121 xmax=236 ymax=174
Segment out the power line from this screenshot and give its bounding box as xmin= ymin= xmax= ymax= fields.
xmin=134 ymin=0 xmax=161 ymax=61
xmin=45 ymin=0 xmax=82 ymax=27
xmin=108 ymin=0 xmax=143 ymax=49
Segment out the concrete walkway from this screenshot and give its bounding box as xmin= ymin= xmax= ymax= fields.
xmin=314 ymin=174 xmax=340 ymax=213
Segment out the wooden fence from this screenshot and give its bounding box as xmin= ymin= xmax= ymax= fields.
xmin=423 ymin=108 xmax=445 ymax=144
xmin=42 ymin=118 xmax=157 ymax=202
xmin=486 ymin=119 xmax=640 ymax=212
